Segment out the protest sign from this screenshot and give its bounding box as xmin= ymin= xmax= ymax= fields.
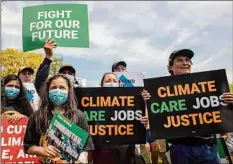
xmin=23 ymin=83 xmax=40 ymax=111
xmin=1 ymin=116 xmax=39 ymax=163
xmin=23 ymin=4 xmax=89 ymax=51
xmin=75 ymin=87 xmax=146 ymax=145
xmin=46 ymin=112 xmax=89 ymax=163
xmin=143 ymin=69 xmax=233 ymax=139
xmin=114 ymin=72 xmax=145 ymax=87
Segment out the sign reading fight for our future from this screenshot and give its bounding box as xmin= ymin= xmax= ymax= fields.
xmin=1 ymin=117 xmax=39 ymax=163
xmin=114 ymin=72 xmax=145 ymax=87
xmin=75 ymin=87 xmax=146 ymax=145
xmin=143 ymin=69 xmax=233 ymax=140
xmin=46 ymin=112 xmax=89 ymax=162
xmin=22 ymin=4 xmax=89 ymax=51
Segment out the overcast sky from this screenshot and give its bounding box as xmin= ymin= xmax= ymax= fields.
xmin=1 ymin=1 xmax=232 ymax=86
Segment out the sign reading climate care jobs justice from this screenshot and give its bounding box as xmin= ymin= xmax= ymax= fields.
xmin=22 ymin=4 xmax=89 ymax=52
xmin=75 ymin=87 xmax=146 ymax=145
xmin=143 ymin=69 xmax=233 ymax=140
xmin=1 ymin=117 xmax=39 ymax=163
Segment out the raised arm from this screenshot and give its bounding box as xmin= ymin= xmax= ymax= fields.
xmin=35 ymin=40 xmax=57 ymax=93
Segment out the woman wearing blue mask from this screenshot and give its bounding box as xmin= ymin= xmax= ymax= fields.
xmin=1 ymin=74 xmax=34 ymax=124
xmin=23 ymin=74 xmax=94 ymax=163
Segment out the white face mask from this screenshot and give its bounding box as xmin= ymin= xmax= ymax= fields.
xmin=66 ymin=74 xmax=75 ymax=84
xmin=103 ymin=82 xmax=119 ymax=87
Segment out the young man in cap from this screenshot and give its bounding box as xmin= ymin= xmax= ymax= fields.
xmin=112 ymin=61 xmax=127 ymax=72
xmin=18 ymin=67 xmax=34 ymax=83
xmin=166 ymin=49 xmax=233 ymax=164
xmin=58 ymin=64 xmax=79 ymax=87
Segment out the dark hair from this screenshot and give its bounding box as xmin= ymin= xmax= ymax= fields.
xmin=100 ymin=72 xmax=119 ymax=87
xmin=35 ymin=74 xmax=79 ymax=134
xmin=1 ymin=74 xmax=34 ymax=117
xmin=167 ymin=57 xmax=193 ymax=75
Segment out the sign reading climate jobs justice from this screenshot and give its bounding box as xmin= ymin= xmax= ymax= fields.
xmin=75 ymin=87 xmax=146 ymax=145
xmin=23 ymin=4 xmax=89 ymax=51
xmin=143 ymin=69 xmax=233 ymax=140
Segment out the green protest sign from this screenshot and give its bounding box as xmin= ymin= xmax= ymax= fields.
xmin=46 ymin=112 xmax=89 ymax=162
xmin=22 ymin=4 xmax=89 ymax=52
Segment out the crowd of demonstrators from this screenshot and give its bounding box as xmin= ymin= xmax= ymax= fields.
xmin=23 ymin=74 xmax=94 ymax=163
xmin=2 ymin=43 xmax=233 ymax=164
xmin=1 ymin=74 xmax=34 ymax=123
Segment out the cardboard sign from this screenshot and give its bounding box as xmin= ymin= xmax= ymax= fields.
xmin=143 ymin=69 xmax=233 ymax=140
xmin=22 ymin=4 xmax=89 ymax=51
xmin=1 ymin=117 xmax=39 ymax=163
xmin=46 ymin=112 xmax=89 ymax=162
xmin=75 ymin=87 xmax=146 ymax=145
xmin=114 ymin=72 xmax=145 ymax=87
xmin=23 ymin=83 xmax=40 ymax=111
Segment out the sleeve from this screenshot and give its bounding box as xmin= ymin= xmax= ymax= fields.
xmin=23 ymin=113 xmax=41 ymax=153
xmin=35 ymin=58 xmax=52 ymax=93
xmin=77 ymin=111 xmax=95 ymax=151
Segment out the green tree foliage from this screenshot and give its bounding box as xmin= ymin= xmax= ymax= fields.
xmin=1 ymin=48 xmax=44 ymax=78
xmin=50 ymin=57 xmax=63 ymax=76
xmin=229 ymin=83 xmax=233 ymax=92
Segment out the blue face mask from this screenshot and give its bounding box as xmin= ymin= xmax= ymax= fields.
xmin=49 ymin=89 xmax=68 ymax=106
xmin=66 ymin=74 xmax=75 ymax=84
xmin=5 ymin=87 xmax=20 ymax=100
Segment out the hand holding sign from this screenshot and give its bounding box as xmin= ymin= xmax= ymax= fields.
xmin=140 ymin=116 xmax=149 ymax=130
xmin=141 ymin=89 xmax=151 ymax=101
xmin=39 ymin=145 xmax=60 ymax=158
xmin=221 ymin=92 xmax=233 ymax=104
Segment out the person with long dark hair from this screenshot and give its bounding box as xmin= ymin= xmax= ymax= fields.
xmin=1 ymin=74 xmax=34 ymax=123
xmin=23 ymin=74 xmax=94 ymax=163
